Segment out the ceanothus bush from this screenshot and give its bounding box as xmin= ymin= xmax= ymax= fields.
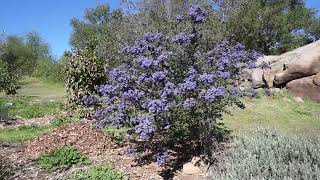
xmin=93 ymin=4 xmax=261 ymax=162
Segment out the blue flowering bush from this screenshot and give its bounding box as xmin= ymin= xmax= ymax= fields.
xmin=92 ymin=5 xmax=261 ymax=164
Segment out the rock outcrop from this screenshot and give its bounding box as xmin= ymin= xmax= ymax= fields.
xmin=248 ymin=40 xmax=320 ymax=102
xmin=274 ymin=53 xmax=320 ymax=85
xmin=314 ymin=72 xmax=320 ymax=86
xmin=286 ymin=75 xmax=320 ymax=102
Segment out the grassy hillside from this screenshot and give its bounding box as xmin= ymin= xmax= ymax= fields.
xmin=223 ymin=94 xmax=320 ymax=135
xmin=0 ymin=77 xmax=65 ymax=119
xmin=16 ymin=77 xmax=65 ymax=101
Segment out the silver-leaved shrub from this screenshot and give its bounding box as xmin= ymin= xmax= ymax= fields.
xmin=210 ymin=129 xmax=320 ymax=180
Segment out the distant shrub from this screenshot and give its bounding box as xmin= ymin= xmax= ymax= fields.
xmin=0 ymin=60 xmax=20 ymax=95
xmin=0 ymin=101 xmax=11 ymax=121
xmin=0 ymin=35 xmax=34 ymax=95
xmin=210 ymin=129 xmax=320 ymax=180
xmin=64 ymin=45 xmax=105 ymax=111
xmin=37 ymin=146 xmax=87 ymax=171
xmin=32 ymin=59 xmax=64 ymax=84
xmin=68 ymin=164 xmax=124 ymax=180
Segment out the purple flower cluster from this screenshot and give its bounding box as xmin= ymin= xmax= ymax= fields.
xmin=186 ymin=67 xmax=197 ymax=81
xmin=138 ymin=73 xmax=153 ymax=84
xmin=134 ymin=115 xmax=154 ymax=140
xmin=81 ymin=95 xmax=96 ymax=106
xmin=143 ymin=32 xmax=162 ymax=43
xmin=157 ymin=52 xmax=173 ymax=66
xmin=183 ymin=98 xmax=196 ymax=109
xmin=136 ymin=56 xmax=154 ymax=68
xmin=176 ymin=15 xmax=183 ymax=23
xmin=163 ymin=82 xmax=176 ymax=96
xmin=188 ymin=4 xmax=208 ymax=23
xmin=198 ymin=73 xmax=215 ymax=83
xmin=146 ymin=99 xmax=167 ymax=114
xmin=218 ymin=71 xmax=231 ymax=79
xmin=179 ymin=80 xmax=197 ymax=92
xmin=200 ymin=87 xmax=225 ymax=102
xmin=207 ymin=41 xmax=262 ymax=74
xmin=123 ymin=40 xmax=148 ymax=55
xmin=109 ymin=69 xmax=132 ymax=85
xmin=122 ymin=89 xmax=145 ymax=101
xmin=98 ymin=85 xmax=117 ymax=96
xmin=156 ymin=150 xmax=169 ymax=166
xmin=231 ymin=87 xmax=242 ymax=96
xmin=172 ymin=33 xmax=195 ymax=45
xmin=152 ymin=70 xmax=168 ymax=82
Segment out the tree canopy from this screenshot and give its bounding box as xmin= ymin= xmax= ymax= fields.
xmin=69 ymin=0 xmax=320 ymax=56
xmin=223 ymin=0 xmax=320 ymax=54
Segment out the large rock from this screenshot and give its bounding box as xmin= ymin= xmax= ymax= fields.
xmin=274 ymin=52 xmax=320 ymax=85
xmin=182 ymin=162 xmax=202 ymax=175
xmin=250 ymin=40 xmax=320 ymax=88
xmin=314 ymin=72 xmax=320 ymax=86
xmin=251 ymin=68 xmax=264 ymax=88
xmin=286 ymin=75 xmax=320 ymax=102
xmin=293 ymin=96 xmax=304 ymax=103
xmin=263 ymin=69 xmax=276 ymax=88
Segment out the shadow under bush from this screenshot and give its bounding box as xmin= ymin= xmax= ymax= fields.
xmin=128 ymin=122 xmax=232 ymax=179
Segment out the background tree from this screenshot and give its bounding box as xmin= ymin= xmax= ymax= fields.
xmin=26 ymin=32 xmax=51 ymax=63
xmin=221 ymin=0 xmax=320 ymax=54
xmin=27 ymin=32 xmax=64 ymax=83
xmin=0 ymin=35 xmax=33 ymax=94
xmin=0 ymin=32 xmax=64 ymax=94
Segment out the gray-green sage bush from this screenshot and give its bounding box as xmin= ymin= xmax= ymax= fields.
xmin=210 ymin=129 xmax=320 ymax=180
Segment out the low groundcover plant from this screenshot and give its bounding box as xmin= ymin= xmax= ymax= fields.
xmin=68 ymin=164 xmax=125 ymax=180
xmin=37 ymin=145 xmax=87 ymax=170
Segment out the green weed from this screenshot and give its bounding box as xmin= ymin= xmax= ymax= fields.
xmin=37 ymin=146 xmax=87 ymax=171
xmin=103 ymin=127 xmax=128 ymax=145
xmin=50 ymin=117 xmax=72 ymax=127
xmin=68 ymin=164 xmax=125 ymax=180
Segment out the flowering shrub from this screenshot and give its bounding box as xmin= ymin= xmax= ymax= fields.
xmin=94 ymin=5 xmax=261 ymax=161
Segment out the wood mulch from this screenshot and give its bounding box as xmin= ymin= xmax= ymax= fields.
xmin=2 ymin=121 xmax=164 ymax=179
xmin=2 ymin=117 xmax=228 ymax=179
